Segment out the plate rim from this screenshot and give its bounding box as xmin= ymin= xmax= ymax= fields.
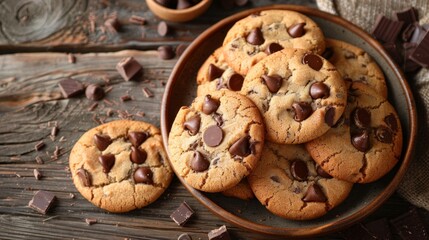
xmin=161 ymin=4 xmax=417 ymax=237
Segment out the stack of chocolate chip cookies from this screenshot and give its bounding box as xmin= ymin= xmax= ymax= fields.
xmin=168 ymin=9 xmax=403 ymax=220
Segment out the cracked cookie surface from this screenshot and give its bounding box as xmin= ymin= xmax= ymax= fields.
xmin=222 ymin=10 xmax=325 ymax=75
xmin=323 ymin=39 xmax=388 ymax=98
xmin=196 ymin=47 xmax=245 ymax=97
xmin=69 ymin=120 xmax=173 ymax=213
xmin=241 ymin=48 xmax=347 ymax=144
xmin=168 ymin=90 xmax=265 ymax=192
xmin=305 ymin=83 xmax=402 ymax=183
xmin=221 ymin=178 xmax=254 ymax=200
xmin=248 ymin=143 xmax=353 ymax=220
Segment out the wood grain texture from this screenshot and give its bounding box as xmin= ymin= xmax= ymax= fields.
xmin=0 ymin=0 xmax=318 ymax=52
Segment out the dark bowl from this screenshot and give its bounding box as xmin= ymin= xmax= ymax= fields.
xmin=161 ymin=5 xmax=417 ymax=237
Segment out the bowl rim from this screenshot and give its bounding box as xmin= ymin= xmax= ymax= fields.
xmin=161 ymin=4 xmax=417 ymax=237
xmin=147 ymin=0 xmax=212 ymax=14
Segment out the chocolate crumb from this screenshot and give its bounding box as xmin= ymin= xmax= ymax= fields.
xmin=68 ymin=53 xmax=76 ymax=64
xmin=129 ymin=15 xmax=146 ymax=25
xmin=34 ymin=169 xmax=42 ymax=180
xmin=120 ymin=94 xmax=132 ymax=102
xmin=35 ymin=141 xmax=45 ymax=151
xmin=35 ymin=156 xmax=44 ymax=164
xmin=51 ymin=126 xmax=59 ymax=137
xmin=85 ymin=218 xmax=97 ymax=225
xmin=88 ymin=102 xmax=98 ymax=112
xmin=142 ymin=87 xmax=154 ymax=98
xmin=69 ymin=193 xmax=75 ymax=199
xmin=104 ymin=86 xmax=113 ymax=93
xmin=136 ymin=111 xmax=145 ymax=117
xmin=106 ymin=108 xmax=114 ymax=117
xmin=58 ymin=136 xmax=66 ymax=142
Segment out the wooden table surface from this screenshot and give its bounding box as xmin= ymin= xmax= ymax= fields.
xmin=0 ymin=0 xmax=428 ymax=239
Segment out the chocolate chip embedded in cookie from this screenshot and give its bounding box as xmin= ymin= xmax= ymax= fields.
xmin=322 ymin=39 xmax=388 ymax=98
xmin=306 ymin=82 xmax=403 ymax=183
xmin=248 ymin=143 xmax=353 ymax=220
xmin=168 ymin=90 xmax=265 ymax=192
xmin=69 ymin=120 xmax=173 ymax=213
xmin=223 ymin=10 xmax=326 ymax=75
xmin=196 ymin=47 xmax=246 ymax=97
xmin=241 ymin=48 xmax=347 ymax=144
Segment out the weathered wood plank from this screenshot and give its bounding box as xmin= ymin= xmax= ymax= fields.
xmin=0 ymin=0 xmax=317 ymax=52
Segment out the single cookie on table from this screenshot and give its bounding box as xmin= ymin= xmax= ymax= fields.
xmin=196 ymin=47 xmax=245 ymax=97
xmin=305 ymin=82 xmax=402 ymax=183
xmin=322 ymin=38 xmax=388 ymax=98
xmin=168 ymin=90 xmax=265 ymax=192
xmin=221 ymin=178 xmax=254 ymax=200
xmin=248 ymin=143 xmax=353 ymax=220
xmin=241 ymin=48 xmax=347 ymax=144
xmin=69 ymin=120 xmax=173 ymax=213
xmin=223 ymin=10 xmax=326 ymax=75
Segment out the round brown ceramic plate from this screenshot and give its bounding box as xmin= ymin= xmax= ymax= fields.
xmin=161 ymin=5 xmax=417 ymax=237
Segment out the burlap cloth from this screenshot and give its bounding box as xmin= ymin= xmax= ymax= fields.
xmin=317 ymin=0 xmax=429 ymax=211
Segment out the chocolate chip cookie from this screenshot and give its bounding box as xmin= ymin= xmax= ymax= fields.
xmin=248 ymin=143 xmax=353 ymax=220
xmin=69 ymin=120 xmax=173 ymax=213
xmin=322 ymin=39 xmax=388 ymax=98
xmin=241 ymin=48 xmax=347 ymax=144
xmin=223 ymin=10 xmax=326 ymax=75
xmin=168 ymin=90 xmax=265 ymax=192
xmin=221 ymin=178 xmax=254 ymax=200
xmin=196 ymin=47 xmax=245 ymax=97
xmin=305 ymin=82 xmax=402 ymax=183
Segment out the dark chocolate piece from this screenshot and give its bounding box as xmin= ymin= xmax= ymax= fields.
xmin=384 ymin=113 xmax=398 ymax=132
xmin=410 ymin=24 xmax=427 ymax=44
xmin=351 ymin=129 xmax=370 ymax=152
xmin=383 ymin=42 xmax=403 ymax=65
xmin=58 ymin=78 xmax=84 ymax=98
xmin=158 ymin=45 xmax=175 ymax=60
xmin=371 ymin=15 xmax=404 ymax=43
xmin=28 ymin=190 xmax=56 ymax=214
xmin=394 ymin=7 xmax=418 ymax=26
xmin=213 ymin=113 xmax=223 ymax=126
xmin=322 ymin=47 xmax=334 ymax=60
xmin=116 ymin=57 xmax=143 ymax=81
xmin=246 ymin=28 xmax=264 ymax=45
xmin=265 ymin=42 xmax=283 ymax=55
xmin=302 ymin=53 xmax=323 ymax=71
xmin=290 ymin=160 xmax=308 ymax=181
xmin=390 ymin=208 xmax=429 ymax=240
xmin=302 ymin=184 xmax=327 ymax=202
xmin=352 ymin=108 xmax=371 ymax=129
xmin=288 ymin=23 xmax=306 ymax=38
xmin=402 ymin=24 xmax=416 ymax=42
xmin=403 ymin=42 xmax=421 ymax=72
xmin=128 ymin=131 xmax=148 ymax=147
xmin=158 ymin=21 xmax=170 ymax=36
xmin=130 ymin=146 xmax=147 ymax=164
xmin=364 ymin=218 xmax=393 ymax=240
xmin=229 ymin=136 xmax=251 ymax=157
xmin=190 ymin=151 xmax=210 ymax=172
xmin=93 ymin=134 xmax=112 ymax=151
xmin=170 ymin=202 xmax=194 ymax=226
xmin=324 ymin=106 xmax=336 ymax=127
xmin=202 ymin=95 xmax=220 ymax=115
xmin=203 ymin=125 xmax=223 ymax=147
xmin=208 ymin=64 xmax=224 ymax=81
xmin=410 ymin=31 xmax=429 ymax=67
xmin=134 ymin=167 xmax=153 ymax=184
xmin=76 ymin=168 xmax=92 ymax=187
xmin=99 ymin=153 xmax=115 ymax=173
xmin=292 ymin=102 xmax=313 ymax=122
xmin=261 ymin=74 xmax=283 ymax=93
xmin=184 ymin=115 xmax=201 ymax=135
xmin=208 ymin=225 xmax=231 ymax=240
xmin=310 ymin=82 xmax=330 ymax=99
xmin=85 ymin=84 xmax=105 ymax=101
xmin=34 ymin=141 xmax=45 ymax=151
xmin=375 ymin=127 xmax=393 ymax=143
xmin=226 ymin=73 xmax=244 ymax=91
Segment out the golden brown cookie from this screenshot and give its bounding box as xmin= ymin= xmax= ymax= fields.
xmin=221 ymin=178 xmax=254 ymax=200
xmin=69 ymin=120 xmax=173 ymax=213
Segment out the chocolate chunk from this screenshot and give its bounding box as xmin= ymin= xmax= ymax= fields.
xmin=190 ymin=151 xmax=210 ymax=172
xmin=177 ymin=0 xmax=192 ymax=9
xmin=120 ymin=94 xmax=131 ymax=102
xmin=158 ymin=45 xmax=175 ymax=60
xmin=208 ymin=64 xmax=224 ymax=81
xmin=402 ymin=24 xmax=416 ymax=42
xmin=213 ymin=113 xmax=223 ymax=126
xmin=371 ymin=15 xmax=404 ymax=43
xmin=364 ymin=218 xmax=393 ymax=240
xmin=322 ymin=47 xmax=334 ymax=60
xmin=287 ymin=23 xmax=306 ymax=38
xmin=28 ymin=190 xmax=56 ymax=214
xmin=85 ymin=84 xmax=105 ymax=101
xmin=208 ymin=225 xmax=231 ymax=240
xmin=170 ymin=201 xmax=194 ymax=226
xmin=202 ymin=95 xmax=220 ymax=114
xmin=229 ymin=136 xmax=251 ymax=157
xmin=383 ymin=42 xmax=403 ymax=65
xmin=262 ymin=74 xmax=282 ymax=93
xmin=130 ymin=146 xmax=147 ymax=164
xmin=128 ymin=131 xmax=148 ymax=147
xmin=403 ymin=42 xmax=421 ymax=72
xmin=352 ymin=108 xmax=371 ymax=129
xmin=302 ymin=53 xmax=323 ymax=71
xmin=310 ymin=82 xmax=330 ymax=99
xmin=34 ymin=169 xmax=42 ymax=180
xmin=384 ymin=113 xmax=398 ymax=132
xmin=178 ymin=233 xmax=192 ymax=240
xmin=184 ymin=115 xmax=201 ymax=135
xmin=265 ymin=43 xmax=283 ymax=55
xmin=316 ymin=165 xmax=332 ymax=178
xmin=246 ymin=28 xmax=264 ymax=45
xmin=76 ymin=168 xmax=92 ymax=187
xmin=234 ymin=0 xmax=248 ymax=7
xmin=93 ymin=134 xmax=112 ymax=151
xmin=99 ymin=153 xmax=115 ymax=173
xmin=203 ymin=125 xmax=223 ymax=147
xmin=410 ymin=31 xmax=429 ymax=67
xmin=394 ymin=7 xmax=418 ymax=26
xmin=390 ymin=208 xmax=429 ymax=240
xmin=227 ymin=73 xmax=244 ymax=91
xmin=158 ymin=21 xmax=170 ymax=36
xmin=351 ymin=129 xmax=370 ymax=152
xmin=325 ymin=106 xmax=336 ymax=127
xmin=375 ymin=127 xmax=393 ymax=143
xmin=290 ymin=160 xmax=308 ymax=181
xmin=410 ymin=24 xmax=426 ymax=44
xmin=176 ymin=44 xmax=188 ymax=57
xmin=302 ymin=184 xmax=327 ymax=202
xmin=292 ymin=102 xmax=313 ymax=122
xmin=142 ymin=87 xmax=154 ymax=98
xmin=34 ymin=141 xmax=45 ymax=151
xmin=340 ymin=223 xmax=378 ymax=240
xmin=116 ymin=57 xmax=143 ymax=81
xmin=134 ymin=167 xmax=153 ymax=184
xmin=58 ymin=78 xmax=84 ymax=98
